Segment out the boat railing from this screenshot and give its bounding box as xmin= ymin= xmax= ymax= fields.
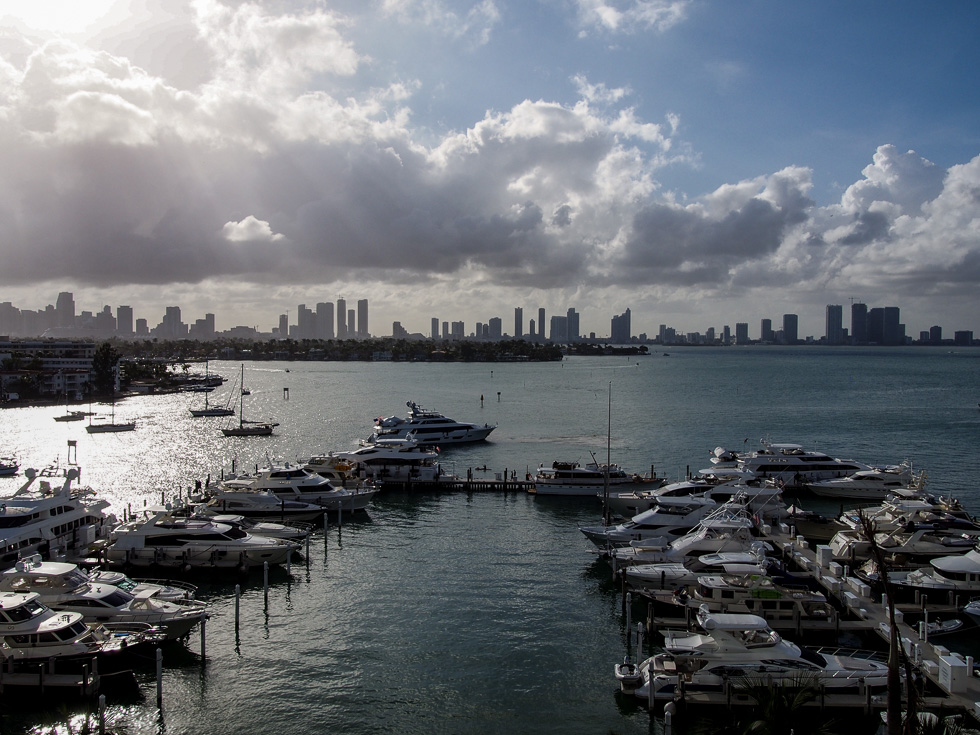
xmin=811 ymin=646 xmax=888 ymax=663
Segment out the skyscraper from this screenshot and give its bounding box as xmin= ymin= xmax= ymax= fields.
xmin=337 ymin=298 xmax=347 ymax=338
xmin=56 ymin=292 xmax=75 ymax=329
xmin=782 ymin=314 xmax=798 ymax=344
xmin=348 ymin=308 xmax=355 ymax=336
xmin=883 ymin=306 xmax=902 ymax=345
xmin=514 ymin=307 xmax=523 ymax=339
xmin=566 ymin=308 xmax=579 ymax=342
xmin=316 ymin=302 xmax=334 ymax=339
xmin=278 ymin=313 xmax=288 ymax=337
xmin=851 ymin=303 xmax=867 ymax=345
xmin=611 ymin=308 xmax=631 ymax=343
xmin=538 ymin=308 xmax=545 ymax=340
xmin=761 ymin=318 xmax=773 ymax=343
xmin=431 ymin=317 xmax=439 ymax=339
xmin=735 ymin=322 xmax=748 ymax=344
xmin=116 ymin=305 xmax=134 ymax=336
xmin=825 ymin=305 xmax=843 ymax=345
xmin=357 ymin=299 xmax=369 ymax=337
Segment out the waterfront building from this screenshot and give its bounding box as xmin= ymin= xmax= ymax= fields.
xmin=528 ymin=318 xmax=535 ymax=339
xmin=566 ymin=308 xmax=579 ymax=342
xmin=336 ymin=298 xmax=347 ymax=339
xmin=442 ymin=321 xmax=449 ymax=340
xmin=538 ymin=308 xmax=545 ymax=340
xmin=735 ymin=322 xmax=748 ymax=344
xmin=358 ymin=299 xmax=369 ymax=337
xmin=760 ymin=318 xmax=773 ymax=343
xmin=317 ymin=302 xmax=334 ymax=339
xmin=56 ymin=292 xmax=75 ymax=330
xmin=825 ymin=304 xmax=844 ymax=345
xmin=431 ymin=317 xmax=439 ymax=340
xmin=883 ymin=306 xmax=902 ymax=345
xmin=297 ymin=304 xmax=314 ymax=339
xmin=488 ymin=317 xmax=502 ymax=339
xmin=549 ymin=315 xmax=567 ymax=342
xmin=930 ymin=325 xmax=942 ymax=344
xmin=514 ymin=307 xmax=523 ymax=340
xmin=451 ymin=321 xmax=464 ymax=339
xmin=278 ymin=314 xmax=288 ymax=338
xmin=851 ymin=303 xmax=868 ymax=344
xmin=117 ymin=305 xmax=134 ymax=336
xmin=782 ymin=314 xmax=798 ymax=344
xmin=348 ymin=309 xmax=355 ymax=337
xmin=611 ymin=308 xmax=631 ymax=343
xmin=955 ymin=330 xmax=973 ymax=346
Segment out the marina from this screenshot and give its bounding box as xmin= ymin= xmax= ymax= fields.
xmin=0 ymin=348 xmax=978 ymax=734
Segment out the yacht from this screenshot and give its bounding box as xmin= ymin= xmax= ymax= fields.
xmin=532 ymin=460 xmax=661 ymax=497
xmin=200 ymin=487 xmax=326 ymax=522
xmin=705 ymin=439 xmax=871 ymax=489
xmin=311 ymin=439 xmax=458 ymax=485
xmin=889 ymin=549 xmax=980 ymax=597
xmin=579 ymin=495 xmax=718 ymax=549
xmin=829 ymin=520 xmax=980 ymax=565
xmin=608 ymin=508 xmax=759 ymax=572
xmin=807 ymin=462 xmax=921 ymax=500
xmin=0 ymin=467 xmax=116 ymax=566
xmin=221 ymin=364 xmax=278 ymax=436
xmin=667 ymin=574 xmax=833 ymax=627
xmin=196 ymin=513 xmax=312 ymax=542
xmin=189 ymin=361 xmax=235 ymax=417
xmin=87 ymin=569 xmax=198 ymax=601
xmin=0 ymin=458 xmax=17 ymax=476
xmin=618 ymin=606 xmax=888 ymax=701
xmin=0 ymin=590 xmax=166 ymax=665
xmin=0 ymin=557 xmax=208 ymax=640
xmin=103 ymin=510 xmax=301 ymax=570
xmin=368 ymin=401 xmax=495 ymax=445
xmin=219 ymin=463 xmax=377 ymax=512
xmin=604 ymin=474 xmax=740 ymax=517
xmin=622 ymin=548 xmax=770 ymax=592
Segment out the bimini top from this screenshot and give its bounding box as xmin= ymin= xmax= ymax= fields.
xmin=697 ymin=607 xmax=769 ymax=631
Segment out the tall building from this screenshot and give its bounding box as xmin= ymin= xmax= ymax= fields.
xmin=735 ymin=322 xmax=748 ymax=344
xmin=431 ymin=317 xmax=439 ymax=340
xmin=760 ymin=318 xmax=773 ymax=343
xmin=316 ymin=302 xmax=334 ymax=339
xmin=538 ymin=308 xmax=545 ymax=340
xmin=278 ymin=313 xmax=288 ymax=337
xmin=488 ymin=317 xmax=502 ymax=339
xmin=883 ymin=306 xmax=902 ymax=345
xmin=781 ymin=314 xmax=798 ymax=344
xmin=549 ymin=315 xmax=567 ymax=342
xmin=357 ymin=299 xmax=369 ymax=337
xmin=297 ymin=304 xmax=314 ymax=339
xmin=867 ymin=308 xmax=884 ymax=344
xmin=348 ymin=309 xmax=355 ymax=337
xmin=929 ymin=325 xmax=942 ymax=344
xmin=56 ymin=292 xmax=75 ymax=329
xmin=337 ymin=298 xmax=347 ymax=338
xmin=851 ymin=303 xmax=868 ymax=345
xmin=514 ymin=307 xmax=523 ymax=339
xmin=566 ymin=308 xmax=579 ymax=342
xmin=825 ymin=305 xmax=843 ymax=345
xmin=116 ymin=306 xmax=134 ymax=336
xmin=611 ymin=308 xmax=631 ymax=343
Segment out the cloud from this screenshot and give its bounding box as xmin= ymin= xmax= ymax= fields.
xmin=222 ymin=215 xmax=285 ymax=243
xmin=381 ymin=0 xmax=500 ymax=45
xmin=572 ymin=0 xmax=689 ymax=35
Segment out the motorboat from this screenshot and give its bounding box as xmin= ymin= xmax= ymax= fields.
xmin=807 ymin=462 xmax=921 ymax=500
xmin=0 ymin=467 xmax=116 ymax=566
xmin=608 ymin=507 xmax=759 ymax=571
xmin=87 ymin=569 xmax=198 ymax=602
xmin=0 ymin=590 xmax=166 ymax=665
xmin=368 ymin=401 xmax=495 ymax=445
xmin=0 ymin=458 xmax=17 ymax=476
xmin=829 ymin=521 xmax=980 ymax=565
xmin=579 ymin=495 xmax=718 ymax=549
xmin=218 ymin=463 xmax=376 ymax=513
xmin=532 ymin=460 xmax=662 ymax=498
xmin=604 ymin=473 xmax=744 ymax=517
xmin=103 ymin=510 xmax=300 ymax=570
xmin=53 ymin=410 xmax=87 ymax=422
xmin=623 ymin=548 xmax=770 ymax=592
xmin=621 ymin=606 xmax=888 ymax=702
xmin=221 ymin=365 xmax=278 ymax=436
xmin=889 ymin=549 xmax=980 ymax=597
xmin=0 ymin=556 xmax=208 ymax=640
xmin=311 ymin=438 xmax=458 ymax=485
xmin=667 ymin=574 xmax=833 ymax=628
xmin=197 ymin=513 xmax=312 ymax=542
xmin=199 ymin=487 xmax=326 ymax=522
xmin=705 ymin=439 xmax=871 ymax=489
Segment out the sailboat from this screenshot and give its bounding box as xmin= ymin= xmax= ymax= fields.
xmin=86 ymin=394 xmax=136 ymax=433
xmin=190 ymin=361 xmax=234 ymax=417
xmin=221 ymin=365 xmax=278 ymax=437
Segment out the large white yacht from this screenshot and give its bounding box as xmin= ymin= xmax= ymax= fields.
xmin=532 ymin=460 xmax=661 ymax=497
xmin=705 ymin=439 xmax=871 ymax=489
xmin=200 ymin=487 xmax=326 ymax=522
xmin=104 ymin=510 xmax=300 ymax=570
xmin=368 ymin=402 xmax=495 ymax=445
xmin=0 ymin=466 xmax=116 ymax=566
xmin=617 ymin=606 xmax=888 ymax=700
xmin=0 ymin=590 xmax=165 ymax=664
xmin=807 ymin=462 xmax=921 ymax=500
xmin=622 ymin=549 xmax=769 ymax=592
xmin=579 ymin=495 xmax=718 ymax=549
xmin=219 ymin=463 xmax=376 ymax=512
xmin=0 ymin=557 xmax=208 ymax=640
xmin=310 ymin=439 xmax=458 ymax=485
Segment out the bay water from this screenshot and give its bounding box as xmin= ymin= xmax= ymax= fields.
xmin=1 ymin=347 xmax=978 ymax=734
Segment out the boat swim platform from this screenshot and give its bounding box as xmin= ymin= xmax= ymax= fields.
xmin=758 ymin=522 xmax=980 ymax=721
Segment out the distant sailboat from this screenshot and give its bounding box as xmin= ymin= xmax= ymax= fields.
xmin=221 ymin=365 xmax=278 ymax=437
xmin=86 ymin=393 xmax=136 ymax=433
xmin=190 ymin=361 xmax=235 ymax=417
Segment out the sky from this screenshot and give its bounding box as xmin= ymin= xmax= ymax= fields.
xmin=1 ymin=0 xmax=979 ymax=340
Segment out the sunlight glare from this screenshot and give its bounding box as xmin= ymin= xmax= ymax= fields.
xmin=0 ymin=0 xmax=121 ymax=34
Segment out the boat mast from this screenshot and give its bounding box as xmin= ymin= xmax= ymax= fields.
xmin=603 ymin=381 xmax=611 ymax=527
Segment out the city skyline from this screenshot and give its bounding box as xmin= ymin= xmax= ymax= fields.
xmin=1 ymin=290 xmax=973 ymax=345
xmin=1 ymin=4 xmax=979 ymax=338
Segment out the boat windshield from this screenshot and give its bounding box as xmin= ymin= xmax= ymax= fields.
xmin=797 ymin=647 xmax=827 ymax=668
